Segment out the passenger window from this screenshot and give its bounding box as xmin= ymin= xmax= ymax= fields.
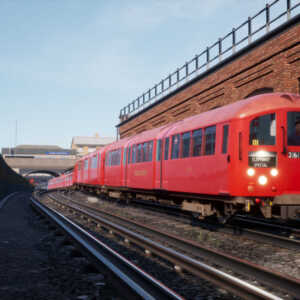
xmin=249 ymin=113 xmax=276 ymax=145
xmin=143 ymin=142 xmax=148 ymax=162
xmin=287 ymin=111 xmax=300 ymax=146
xmin=137 ymin=144 xmax=142 ymax=162
xmin=171 ymin=134 xmax=180 ymax=159
xmin=123 ymin=148 xmax=127 ymax=165
xmin=204 ymin=125 xmax=216 ymax=155
xmin=127 ymin=146 xmax=131 ymax=164
xmin=164 ymin=137 xmax=169 ymax=160
xmin=156 ymin=139 xmax=162 ymax=161
xmin=192 ymin=129 xmax=202 ymax=156
xmin=222 ymin=125 xmax=229 ymax=154
xmin=132 ymin=145 xmax=136 ymax=163
xmin=84 ymin=159 xmax=89 ymax=170
xmin=148 ymin=141 xmax=153 ymax=161
xmin=181 ymin=132 xmax=191 ymax=158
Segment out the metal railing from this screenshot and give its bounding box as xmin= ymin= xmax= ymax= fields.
xmin=119 ymin=0 xmax=300 ymax=122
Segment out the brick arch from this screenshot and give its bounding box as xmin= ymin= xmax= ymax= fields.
xmin=245 ymin=87 xmax=274 ymax=99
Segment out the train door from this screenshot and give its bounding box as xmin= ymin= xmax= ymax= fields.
xmin=154 ymin=139 xmax=163 ymax=188
xmin=122 ymin=147 xmax=128 ymax=187
xmin=218 ymin=123 xmax=230 ymax=194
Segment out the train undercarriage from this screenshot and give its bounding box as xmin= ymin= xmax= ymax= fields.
xmin=70 ymin=183 xmax=300 ymax=222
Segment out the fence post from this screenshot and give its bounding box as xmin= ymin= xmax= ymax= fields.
xmin=185 ymin=62 xmax=189 ymax=79
xmin=266 ymin=4 xmax=270 ymax=32
xmin=287 ymin=0 xmax=291 ymax=20
xmin=218 ymin=38 xmax=222 ymax=62
xmin=248 ymin=17 xmax=252 ymax=44
xmin=195 ymin=55 xmax=199 ymax=70
xmin=232 ymin=28 xmax=236 ymax=53
xmin=206 ymin=47 xmax=210 ymax=69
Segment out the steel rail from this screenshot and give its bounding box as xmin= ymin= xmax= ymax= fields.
xmin=107 ymin=193 xmax=300 ymax=251
xmin=0 ymin=192 xmax=24 ymax=209
xmin=31 ymin=197 xmax=183 ymax=300
xmin=46 ymin=194 xmax=293 ymax=300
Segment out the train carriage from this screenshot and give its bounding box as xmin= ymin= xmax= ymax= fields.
xmin=48 ymin=93 xmax=300 ymax=220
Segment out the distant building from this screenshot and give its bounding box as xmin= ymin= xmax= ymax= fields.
xmin=71 ymin=135 xmax=115 ymax=157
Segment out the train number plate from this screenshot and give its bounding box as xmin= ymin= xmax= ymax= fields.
xmin=288 ymin=152 xmax=300 ymax=159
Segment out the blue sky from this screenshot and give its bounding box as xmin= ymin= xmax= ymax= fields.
xmin=0 ymin=0 xmax=285 ymax=149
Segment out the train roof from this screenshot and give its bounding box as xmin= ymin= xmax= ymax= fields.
xmin=164 ymin=93 xmax=300 ymax=135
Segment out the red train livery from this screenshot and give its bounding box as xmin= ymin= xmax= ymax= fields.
xmin=48 ymin=93 xmax=300 ymax=220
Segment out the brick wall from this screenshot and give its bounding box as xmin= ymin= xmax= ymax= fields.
xmin=118 ymin=21 xmax=300 ymax=138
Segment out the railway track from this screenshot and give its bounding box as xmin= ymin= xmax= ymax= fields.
xmin=103 ymin=193 xmax=300 ymax=251
xmin=38 ymin=191 xmax=300 ymax=299
xmin=31 ymin=196 xmax=183 ymax=300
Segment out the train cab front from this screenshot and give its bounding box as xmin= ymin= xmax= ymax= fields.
xmin=234 ymin=108 xmax=300 ymax=219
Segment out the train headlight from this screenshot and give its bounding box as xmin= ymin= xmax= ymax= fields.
xmin=247 ymin=168 xmax=255 ymax=176
xmin=270 ymin=168 xmax=278 ymax=177
xmin=258 ymin=175 xmax=268 ymax=185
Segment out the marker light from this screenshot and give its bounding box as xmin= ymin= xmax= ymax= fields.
xmin=258 ymin=175 xmax=268 ymax=185
xmin=270 ymin=168 xmax=278 ymax=177
xmin=247 ymin=168 xmax=255 ymax=176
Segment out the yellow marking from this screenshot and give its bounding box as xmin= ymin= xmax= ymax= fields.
xmin=252 ymin=139 xmax=259 ymax=146
xmin=134 ymin=170 xmax=148 ymax=176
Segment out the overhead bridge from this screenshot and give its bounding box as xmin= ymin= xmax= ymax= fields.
xmin=24 ymin=170 xmax=61 ymax=178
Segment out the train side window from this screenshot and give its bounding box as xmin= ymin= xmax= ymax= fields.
xmin=204 ymin=125 xmax=216 ymax=155
xmin=137 ymin=144 xmax=142 ymax=162
xmin=118 ymin=149 xmax=121 ymax=165
xmin=131 ymin=146 xmax=135 ymax=163
xmin=249 ymin=113 xmax=276 ymax=145
xmin=222 ymin=125 xmax=229 ymax=154
xmin=127 ymin=146 xmax=131 ymax=164
xmin=181 ymin=132 xmax=191 ymax=158
xmin=143 ymin=142 xmax=148 ymax=162
xmin=148 ymin=141 xmax=153 ymax=161
xmin=84 ymin=159 xmax=89 ymax=170
xmin=156 ymin=139 xmax=162 ymax=161
xmin=123 ymin=147 xmax=127 ymax=165
xmin=192 ymin=129 xmax=202 ymax=156
xmin=171 ymin=134 xmax=180 ymax=159
xmin=164 ymin=137 xmax=169 ymax=160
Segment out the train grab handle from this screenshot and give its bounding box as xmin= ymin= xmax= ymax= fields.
xmin=281 ymin=126 xmax=287 ymax=155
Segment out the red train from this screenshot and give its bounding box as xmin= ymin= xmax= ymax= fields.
xmin=48 ymin=93 xmax=300 ymax=220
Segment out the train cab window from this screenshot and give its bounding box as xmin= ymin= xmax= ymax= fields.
xmin=164 ymin=137 xmax=169 ymax=160
xmin=181 ymin=132 xmax=191 ymax=158
xmin=171 ymin=134 xmax=180 ymax=159
xmin=148 ymin=141 xmax=153 ymax=161
xmin=192 ymin=129 xmax=202 ymax=156
xmin=204 ymin=125 xmax=216 ymax=155
xmin=222 ymin=125 xmax=229 ymax=154
xmin=156 ymin=139 xmax=162 ymax=161
xmin=287 ymin=111 xmax=300 ymax=146
xmin=249 ymin=113 xmax=276 ymax=146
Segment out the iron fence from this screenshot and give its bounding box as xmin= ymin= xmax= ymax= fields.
xmin=119 ymin=0 xmax=300 ymax=121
